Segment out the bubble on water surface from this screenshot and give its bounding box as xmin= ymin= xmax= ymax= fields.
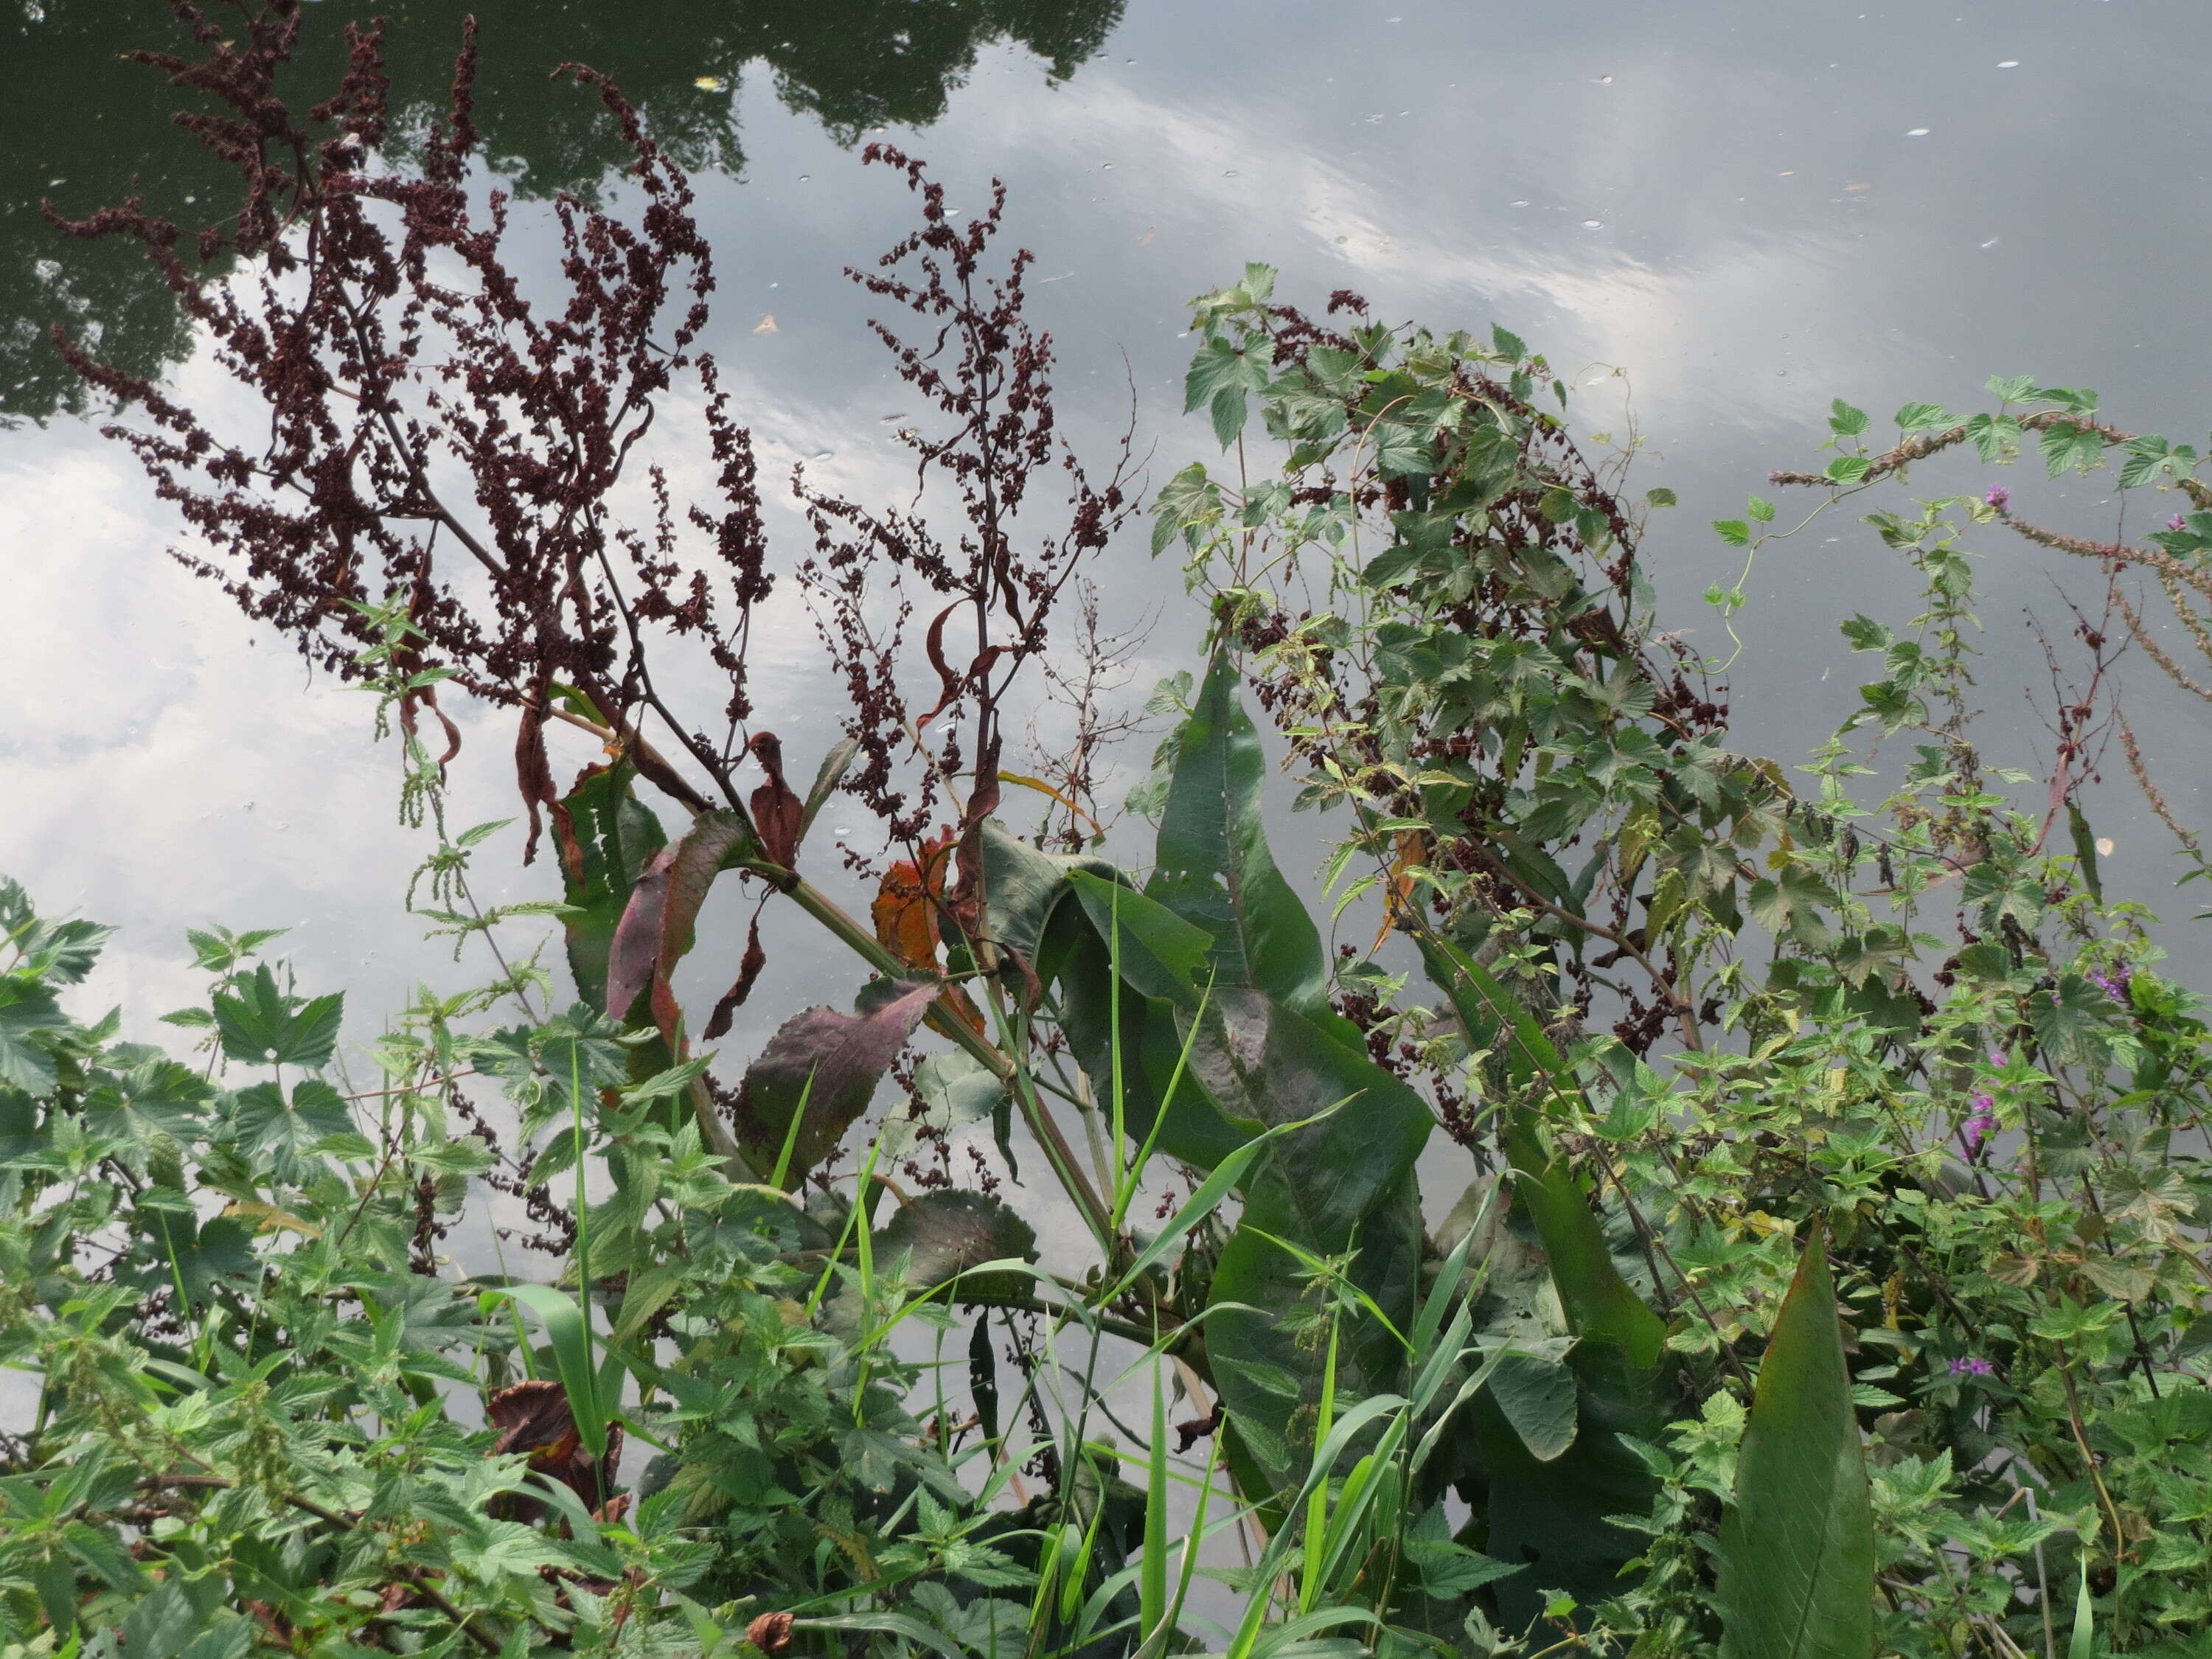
xmin=1997 ymin=60 xmax=2020 ymax=67
xmin=1906 ymin=128 xmax=1930 ymax=136
xmin=1581 ymin=219 xmax=1603 ymax=228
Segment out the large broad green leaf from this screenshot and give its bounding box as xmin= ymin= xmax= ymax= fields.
xmin=732 ymin=978 xmax=939 ymax=1183
xmin=978 ymin=819 xmax=1119 ymax=972
xmin=873 ymin=1188 xmax=1037 ymax=1295
xmin=1421 ymin=935 xmax=1666 ymax=1368
xmin=1717 ymin=1229 xmax=1874 ymax=1659
xmin=1147 ymin=651 xmax=1363 ymax=1051
xmin=826 ymin=1188 xmax=1042 ymax=1339
xmin=1486 ymin=1350 xmax=1578 ymax=1461
xmin=1139 ymin=661 xmax=1432 ymax=1492
xmin=557 ymin=762 xmax=668 ymax=1019
xmin=1416 ymin=931 xmax=1669 ymax=1630
xmin=1469 ymin=1337 xmax=1669 ymax=1632
xmin=1065 ymin=869 xmax=1212 ymax=1009
xmin=1504 ymin=1116 xmax=1666 ymax=1369
xmin=1037 ymin=893 xmax=1253 ymax=1174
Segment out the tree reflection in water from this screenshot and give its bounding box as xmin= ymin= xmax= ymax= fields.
xmin=1 ymin=0 xmax=1125 ymax=422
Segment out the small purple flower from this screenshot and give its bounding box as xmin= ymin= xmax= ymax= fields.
xmin=1989 ymin=1050 xmax=2008 ymax=1069
xmin=1986 ymin=484 xmax=2011 ymax=511
xmin=1949 ymin=1356 xmax=1994 ymax=1378
xmin=2091 ymin=964 xmax=2133 ymax=1004
xmin=1964 ymin=1093 xmax=1997 ymax=1155
xmin=2169 ymin=513 xmax=2190 ymax=533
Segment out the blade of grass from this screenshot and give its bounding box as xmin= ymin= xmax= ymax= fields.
xmin=1141 ymin=1359 xmax=1170 ymax=1639
xmin=770 ymin=1064 xmax=815 ymax=1192
xmin=486 ymin=1282 xmax=606 ymax=1458
xmin=1096 ymin=1099 xmax=1349 ymax=1310
xmin=1147 ymin=1426 xmax=1225 ymax=1659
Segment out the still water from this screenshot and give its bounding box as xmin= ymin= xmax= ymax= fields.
xmin=4 ymin=0 xmax=2210 ymax=1102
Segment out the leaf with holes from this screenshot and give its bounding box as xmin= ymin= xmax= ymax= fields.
xmin=210 ymin=967 xmax=342 ymax=1070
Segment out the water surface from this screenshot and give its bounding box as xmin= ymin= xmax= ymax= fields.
xmin=7 ymin=0 xmax=2208 ymax=1074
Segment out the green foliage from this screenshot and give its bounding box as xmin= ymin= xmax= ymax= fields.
xmin=1152 ymin=265 xmax=2212 ymax=1655
xmin=21 ymin=75 xmax=2212 ymax=1652
xmin=1716 ymin=1231 xmax=1873 ymax=1659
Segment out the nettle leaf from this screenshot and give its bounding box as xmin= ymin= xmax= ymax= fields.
xmin=2040 ymin=419 xmax=2107 ymax=478
xmin=0 ymin=975 xmax=66 ymax=1092
xmin=1184 ymin=336 xmax=1273 ymax=448
xmin=734 ymin=978 xmax=939 ymax=1182
xmin=211 ymin=965 xmax=342 ymax=1070
xmin=1893 ymin=401 xmax=1952 ymax=431
xmin=185 ymin=925 xmax=288 ymax=975
xmin=232 ymin=1078 xmax=355 ymax=1158
xmin=1746 ymin=866 xmax=1838 ymax=950
xmin=1150 ymin=462 xmax=1225 ymax=557
xmin=86 ymin=1054 xmax=215 ymax=1147
xmin=1838 ymin=613 xmax=1891 ymax=652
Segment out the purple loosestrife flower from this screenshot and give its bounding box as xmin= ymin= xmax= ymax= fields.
xmin=2170 ymin=513 xmax=2190 ymax=532
xmin=1986 ymin=484 xmax=2011 ymax=510
xmin=1949 ymin=1356 xmax=1994 ymax=1378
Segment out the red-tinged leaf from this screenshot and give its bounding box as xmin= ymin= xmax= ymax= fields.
xmin=605 ymin=809 xmax=753 ymax=1042
xmin=942 ymin=772 xmax=1002 ymax=941
xmin=748 ymin=731 xmax=804 ymax=868
xmin=517 ymin=698 xmax=563 ymax=871
xmin=703 ymin=914 xmax=767 ymax=1040
xmin=605 ymin=846 xmax=673 ymax=1026
xmin=916 ymin=601 xmax=966 ymax=731
xmin=487 ymin=1379 xmax=623 ymax=1516
xmin=872 ymin=830 xmax=953 ymax=971
xmin=734 ymin=978 xmax=939 ymax=1181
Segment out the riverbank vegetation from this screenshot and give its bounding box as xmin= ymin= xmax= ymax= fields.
xmin=7 ymin=5 xmax=2212 ymax=1655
